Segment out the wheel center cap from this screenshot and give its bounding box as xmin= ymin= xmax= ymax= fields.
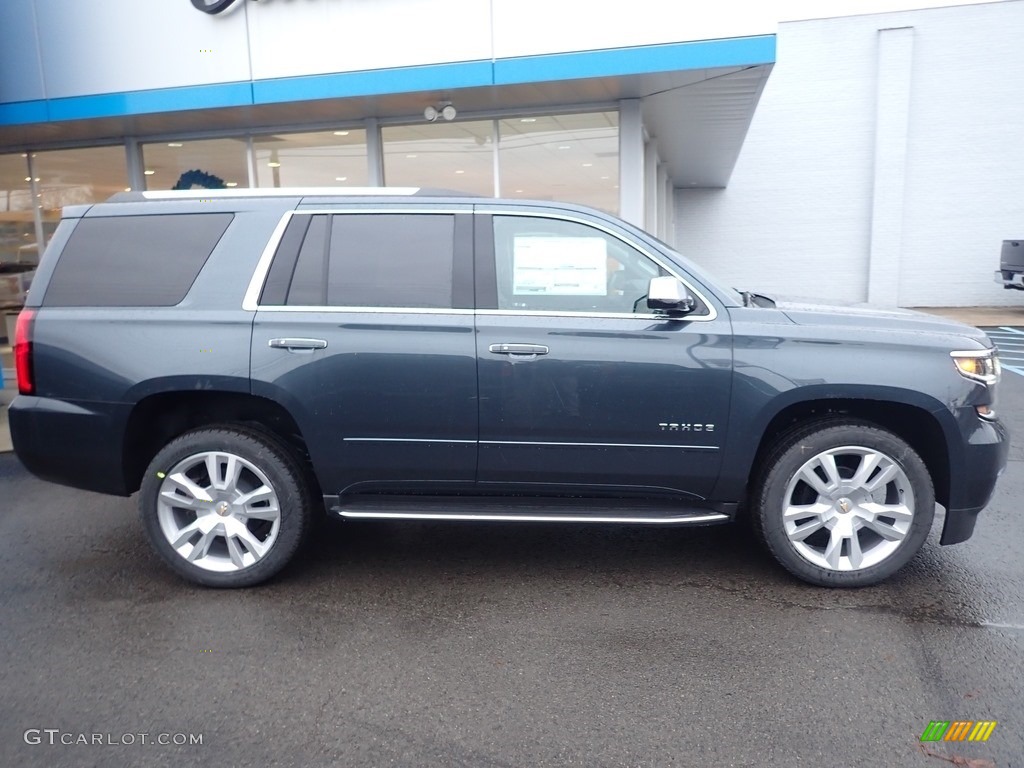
xmin=837 ymin=498 xmax=852 ymax=513
xmin=215 ymin=501 xmax=231 ymax=517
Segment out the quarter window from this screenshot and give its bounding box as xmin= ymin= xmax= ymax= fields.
xmin=492 ymin=215 xmax=668 ymax=314
xmin=43 ymin=213 xmax=232 ymax=307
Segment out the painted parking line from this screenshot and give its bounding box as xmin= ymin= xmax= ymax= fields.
xmin=981 ymin=327 xmax=1024 ymax=377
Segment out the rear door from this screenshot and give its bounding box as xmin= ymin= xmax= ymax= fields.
xmin=473 ymin=208 xmax=732 ymax=499
xmin=249 ymin=205 xmax=477 ymax=496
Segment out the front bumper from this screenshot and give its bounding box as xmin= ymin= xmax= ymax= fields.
xmin=940 ymin=413 xmax=1009 ymax=545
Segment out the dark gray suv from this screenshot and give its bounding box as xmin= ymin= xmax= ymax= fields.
xmin=9 ymin=189 xmax=1008 ymax=588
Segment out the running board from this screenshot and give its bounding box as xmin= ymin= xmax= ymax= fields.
xmin=326 ymin=495 xmax=733 ymax=526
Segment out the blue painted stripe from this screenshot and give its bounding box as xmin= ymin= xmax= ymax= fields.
xmin=47 ymin=82 xmax=254 ymax=122
xmin=0 ymin=35 xmax=775 ymax=126
xmin=494 ymin=35 xmax=776 ymax=85
xmin=253 ymin=60 xmax=493 ymax=105
xmin=0 ymin=100 xmax=48 ymax=125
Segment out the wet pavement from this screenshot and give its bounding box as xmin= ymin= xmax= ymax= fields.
xmin=1 ymin=379 xmax=1022 ymax=767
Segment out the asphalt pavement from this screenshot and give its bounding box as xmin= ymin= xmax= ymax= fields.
xmin=1 ymin=363 xmax=1022 ymax=767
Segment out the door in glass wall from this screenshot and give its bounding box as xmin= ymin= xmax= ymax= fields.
xmin=252 ymin=130 xmax=368 ymax=188
xmin=499 ymin=112 xmax=619 ymax=214
xmin=143 ymin=138 xmax=248 ymax=191
xmin=382 ymin=121 xmax=493 ymax=196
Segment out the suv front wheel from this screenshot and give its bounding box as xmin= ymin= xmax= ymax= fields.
xmin=752 ymin=421 xmax=935 ymax=587
xmin=139 ymin=425 xmax=313 ymax=587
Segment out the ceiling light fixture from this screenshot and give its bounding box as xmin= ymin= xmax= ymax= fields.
xmin=226 ymin=182 xmax=238 ymax=187
xmin=520 ymin=118 xmax=537 ymax=123
xmin=167 ymin=143 xmax=183 ymax=148
xmin=268 ymin=161 xmax=281 ymax=168
xmin=335 ymin=176 xmax=347 ymax=181
xmin=144 ymin=170 xmax=155 ymax=176
xmin=333 ymin=131 xmax=350 ymax=136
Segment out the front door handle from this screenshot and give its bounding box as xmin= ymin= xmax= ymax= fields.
xmin=269 ymin=337 xmax=328 ymax=351
xmin=488 ymin=343 xmax=550 ymax=357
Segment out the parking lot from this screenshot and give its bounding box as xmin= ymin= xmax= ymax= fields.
xmin=0 ymin=346 xmax=1022 ymax=767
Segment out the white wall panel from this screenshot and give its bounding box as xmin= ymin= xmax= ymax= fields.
xmin=675 ymin=1 xmax=1024 ymax=308
xmin=246 ymin=0 xmax=492 ymax=81
xmin=897 ymin=6 xmax=1024 ymax=307
xmin=675 ymin=17 xmax=877 ymax=305
xmin=489 ymin=0 xmax=997 ymax=59
xmin=0 ymin=0 xmax=46 ymax=103
xmin=31 ymin=0 xmax=252 ymax=98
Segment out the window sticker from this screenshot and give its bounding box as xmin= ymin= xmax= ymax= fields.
xmin=512 ymin=236 xmax=607 ymax=296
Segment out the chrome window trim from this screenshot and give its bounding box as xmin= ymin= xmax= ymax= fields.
xmin=243 ymin=212 xmax=294 ymax=311
xmin=480 ymin=440 xmax=718 ymax=451
xmin=244 ymin=206 xmax=721 ymax=323
xmin=143 ymin=187 xmax=421 ymax=200
xmin=344 ymin=438 xmax=476 ymax=444
xmin=254 ymin=305 xmax=476 ymax=315
xmin=477 ymin=208 xmax=719 ymax=323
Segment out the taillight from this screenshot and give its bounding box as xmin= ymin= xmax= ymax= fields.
xmin=14 ymin=308 xmax=36 ymax=395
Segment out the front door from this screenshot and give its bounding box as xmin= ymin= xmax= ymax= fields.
xmin=474 ymin=210 xmax=732 ymax=500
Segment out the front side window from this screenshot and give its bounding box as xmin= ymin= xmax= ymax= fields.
xmin=280 ymin=213 xmax=455 ymax=309
xmin=492 ymin=215 xmax=668 ymax=314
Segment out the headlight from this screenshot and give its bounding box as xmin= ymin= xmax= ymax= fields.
xmin=950 ymin=349 xmax=1001 ymax=385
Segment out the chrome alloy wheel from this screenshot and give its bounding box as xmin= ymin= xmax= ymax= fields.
xmin=156 ymin=451 xmax=282 ymax=572
xmin=782 ymin=446 xmax=914 ymax=572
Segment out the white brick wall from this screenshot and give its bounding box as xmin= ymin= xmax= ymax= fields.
xmin=675 ymin=1 xmax=1024 ymax=308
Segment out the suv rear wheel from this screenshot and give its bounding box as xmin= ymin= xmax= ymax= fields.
xmin=139 ymin=426 xmax=313 ymax=587
xmin=752 ymin=421 xmax=934 ymax=587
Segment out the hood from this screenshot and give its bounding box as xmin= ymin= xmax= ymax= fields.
xmin=774 ymin=300 xmax=992 ymax=346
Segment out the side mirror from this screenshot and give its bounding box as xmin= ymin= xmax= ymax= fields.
xmin=646 ymin=276 xmax=696 ymax=316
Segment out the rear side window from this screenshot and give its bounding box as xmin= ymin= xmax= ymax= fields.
xmin=279 ymin=213 xmax=455 ymax=309
xmin=43 ymin=213 xmax=233 ymax=307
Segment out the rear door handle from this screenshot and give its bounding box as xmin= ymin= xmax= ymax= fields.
xmin=488 ymin=343 xmax=549 ymax=357
xmin=269 ymin=337 xmax=328 ymax=351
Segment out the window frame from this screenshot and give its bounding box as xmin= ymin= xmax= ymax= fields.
xmin=244 ymin=207 xmax=475 ymax=313
xmin=41 ymin=212 xmax=234 ymax=308
xmin=473 ymin=209 xmax=718 ymax=322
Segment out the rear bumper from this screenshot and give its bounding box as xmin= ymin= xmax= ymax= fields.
xmin=940 ymin=415 xmax=1009 ymax=545
xmin=8 ymin=395 xmax=129 ymax=496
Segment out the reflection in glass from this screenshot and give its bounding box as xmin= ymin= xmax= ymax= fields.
xmin=0 ymin=153 xmax=35 ymax=266
xmin=499 ymin=112 xmax=619 ymax=213
xmin=143 ymin=138 xmax=248 ymax=191
xmin=252 ymin=130 xmax=368 ymax=188
xmin=382 ymin=121 xmax=493 ymax=196
xmin=33 ymin=145 xmax=129 ymax=246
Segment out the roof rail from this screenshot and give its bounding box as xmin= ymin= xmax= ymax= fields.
xmin=137 ymin=187 xmax=421 ymax=200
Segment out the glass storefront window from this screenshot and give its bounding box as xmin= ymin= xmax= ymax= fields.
xmin=33 ymin=145 xmax=129 ymax=245
xmin=0 ymin=153 xmax=34 ymax=266
xmin=143 ymin=138 xmax=248 ymax=191
xmin=382 ymin=121 xmax=493 ymax=196
xmin=252 ymin=130 xmax=368 ymax=188
xmin=499 ymin=112 xmax=619 ymax=214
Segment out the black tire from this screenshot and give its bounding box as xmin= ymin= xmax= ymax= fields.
xmin=752 ymin=420 xmax=934 ymax=587
xmin=138 ymin=425 xmax=313 ymax=588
